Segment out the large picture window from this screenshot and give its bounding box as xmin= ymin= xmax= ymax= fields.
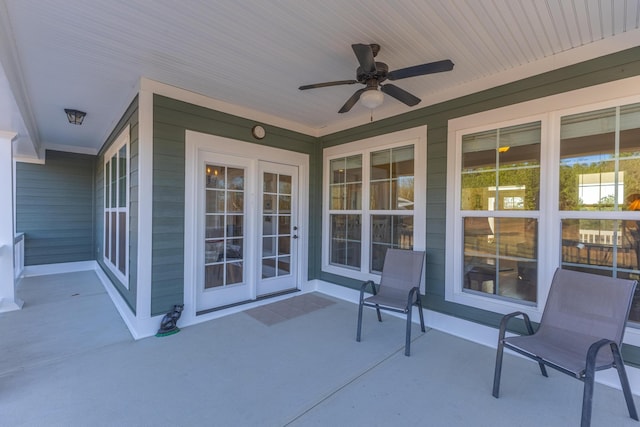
xmin=447 ymin=79 xmax=640 ymax=332
xmin=103 ymin=127 xmax=129 ymax=284
xmin=323 ymin=127 xmax=426 ymax=281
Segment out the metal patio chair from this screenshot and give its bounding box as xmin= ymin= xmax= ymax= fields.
xmin=356 ymin=249 xmax=426 ymax=356
xmin=492 ymin=268 xmax=639 ymax=427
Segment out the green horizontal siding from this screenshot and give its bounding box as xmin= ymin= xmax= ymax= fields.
xmin=16 ymin=150 xmax=95 ymax=266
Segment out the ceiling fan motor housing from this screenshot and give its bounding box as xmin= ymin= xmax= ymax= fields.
xmin=357 ymin=62 xmax=388 ymax=83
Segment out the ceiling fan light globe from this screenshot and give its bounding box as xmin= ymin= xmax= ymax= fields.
xmin=360 ymin=89 xmax=384 ymax=109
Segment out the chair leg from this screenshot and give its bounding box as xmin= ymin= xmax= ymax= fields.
xmin=611 ymin=343 xmax=639 ymax=421
xmin=405 ymin=306 xmax=413 ymax=357
xmin=356 ymin=300 xmax=364 ymax=342
xmin=416 ymin=295 xmax=426 ymax=333
xmin=582 ymin=362 xmax=596 ymax=427
xmin=375 ymin=304 xmax=382 ymax=322
xmin=492 ymin=339 xmax=505 ymax=398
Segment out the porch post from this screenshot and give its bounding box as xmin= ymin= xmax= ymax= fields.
xmin=0 ymin=131 xmax=23 ymax=312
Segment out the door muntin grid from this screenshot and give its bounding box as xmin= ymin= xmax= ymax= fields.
xmin=262 ymin=172 xmax=293 ymax=279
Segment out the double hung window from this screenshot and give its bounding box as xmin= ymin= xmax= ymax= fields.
xmin=104 ymin=127 xmax=129 ymax=283
xmin=324 ymin=127 xmax=426 ymax=280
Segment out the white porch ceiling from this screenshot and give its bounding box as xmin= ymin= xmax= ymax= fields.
xmin=2 ymin=0 xmax=640 ymax=157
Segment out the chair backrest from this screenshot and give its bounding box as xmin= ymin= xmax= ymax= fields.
xmin=379 ymin=249 xmax=425 ymax=292
xmin=541 ymin=268 xmax=637 ymax=345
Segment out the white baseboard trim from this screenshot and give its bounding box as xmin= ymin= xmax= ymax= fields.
xmin=22 ymin=260 xmax=96 ymax=277
xmin=314 ymin=279 xmax=640 ymax=396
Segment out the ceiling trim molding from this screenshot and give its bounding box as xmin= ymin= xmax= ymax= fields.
xmin=0 ymin=0 xmax=40 ymax=157
xmin=140 ymin=78 xmax=320 ymax=138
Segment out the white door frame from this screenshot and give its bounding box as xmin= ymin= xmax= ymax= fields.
xmin=183 ymin=130 xmax=309 ymax=322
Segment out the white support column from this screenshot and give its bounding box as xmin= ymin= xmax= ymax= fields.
xmin=0 ymin=130 xmax=23 ymax=312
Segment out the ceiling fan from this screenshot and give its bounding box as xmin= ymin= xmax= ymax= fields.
xmin=298 ymin=43 xmax=454 ymax=113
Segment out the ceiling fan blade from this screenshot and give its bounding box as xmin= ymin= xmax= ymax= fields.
xmin=387 ymin=59 xmax=454 ymax=80
xmin=352 ymin=44 xmax=376 ymax=73
xmin=338 ymin=88 xmax=366 ymax=113
xmin=380 ymin=84 xmax=421 ymax=107
xmin=299 ymin=80 xmax=359 ymax=90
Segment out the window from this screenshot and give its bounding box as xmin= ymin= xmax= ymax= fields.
xmin=104 ymin=127 xmax=129 ymax=284
xmin=460 ymin=122 xmax=541 ymax=304
xmin=447 ymin=77 xmax=640 ymax=331
xmin=323 ymin=127 xmax=426 ymax=281
xmin=559 ymin=104 xmax=640 ymax=322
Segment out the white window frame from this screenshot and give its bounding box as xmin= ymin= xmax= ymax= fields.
xmin=446 ymin=75 xmax=640 ymax=341
xmin=322 ymin=126 xmax=427 ymax=290
xmin=103 ymin=126 xmax=130 ymax=287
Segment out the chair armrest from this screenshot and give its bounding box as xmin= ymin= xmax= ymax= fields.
xmin=498 ymin=311 xmax=535 ymax=341
xmin=359 ymin=280 xmax=377 ymax=302
xmin=406 ymin=286 xmax=420 ymax=308
xmin=585 ymin=338 xmax=616 ymax=374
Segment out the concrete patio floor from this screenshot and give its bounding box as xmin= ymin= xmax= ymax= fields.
xmin=1 ymin=270 xmax=638 ymax=426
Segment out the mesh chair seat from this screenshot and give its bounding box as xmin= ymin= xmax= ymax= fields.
xmin=505 ymin=325 xmax=615 ymax=377
xmin=363 ymin=287 xmax=415 ymax=312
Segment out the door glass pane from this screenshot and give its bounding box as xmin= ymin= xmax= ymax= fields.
xmin=204 ymin=165 xmax=244 ymax=287
xmin=227 ymin=168 xmax=244 ymax=190
xmin=204 ymin=265 xmax=223 ymax=288
xmin=206 ymin=165 xmax=225 ymax=189
xmin=278 ymin=257 xmax=291 ymax=275
xmin=206 ymin=215 xmax=224 ymax=238
xmin=226 ymin=215 xmax=243 ymax=237
xmin=262 ymin=258 xmax=276 ymax=279
xmin=262 ymin=172 xmax=293 ymax=278
xmin=279 ymin=175 xmax=291 ymax=194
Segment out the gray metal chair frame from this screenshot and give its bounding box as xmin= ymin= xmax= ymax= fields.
xmin=356 ymin=249 xmax=426 ymax=356
xmin=492 ymin=268 xmax=639 ymax=427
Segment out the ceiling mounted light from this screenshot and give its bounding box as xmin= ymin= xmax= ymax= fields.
xmin=360 ymin=88 xmax=384 ymax=109
xmin=64 ymin=109 xmax=86 ymax=125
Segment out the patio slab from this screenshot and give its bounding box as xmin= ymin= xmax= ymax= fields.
xmin=0 ymin=270 xmax=637 ymax=426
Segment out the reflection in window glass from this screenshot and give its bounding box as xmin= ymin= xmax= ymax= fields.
xmin=370 ymin=145 xmax=414 ymax=210
xmin=370 ymin=215 xmax=413 ymax=273
xmin=559 ymin=103 xmax=640 ymax=322
xmin=461 ymin=122 xmax=540 ymax=211
xmin=330 ymin=214 xmax=361 ymax=268
xmin=463 ymin=217 xmax=537 ymax=303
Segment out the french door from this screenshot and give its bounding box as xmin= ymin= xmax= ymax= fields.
xmin=257 ymin=162 xmax=299 ymax=296
xmin=194 ymin=154 xmax=299 ymax=312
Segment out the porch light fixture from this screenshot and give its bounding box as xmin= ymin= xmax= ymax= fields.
xmin=64 ymin=109 xmax=86 ymax=125
xmin=360 ymin=88 xmax=384 ymax=109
